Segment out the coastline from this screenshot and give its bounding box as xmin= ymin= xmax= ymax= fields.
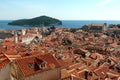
xmin=0 ymin=20 xmax=120 ymax=30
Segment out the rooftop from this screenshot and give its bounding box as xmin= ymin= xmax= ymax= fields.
xmin=16 ymin=53 xmax=61 ymax=77
xmin=0 ymin=52 xmax=10 ymax=69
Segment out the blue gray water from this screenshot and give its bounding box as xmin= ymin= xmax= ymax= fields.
xmin=0 ymin=20 xmax=120 ymax=30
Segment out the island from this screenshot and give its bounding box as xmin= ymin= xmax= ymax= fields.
xmin=8 ymin=16 xmax=62 ymax=26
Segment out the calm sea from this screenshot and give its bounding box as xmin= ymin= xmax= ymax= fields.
xmin=0 ymin=20 xmax=120 ymax=30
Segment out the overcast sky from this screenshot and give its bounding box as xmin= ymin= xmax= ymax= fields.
xmin=0 ymin=0 xmax=120 ymax=20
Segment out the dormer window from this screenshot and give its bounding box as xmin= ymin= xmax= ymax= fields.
xmin=39 ymin=62 xmax=46 ymax=69
xmin=34 ymin=57 xmax=47 ymax=70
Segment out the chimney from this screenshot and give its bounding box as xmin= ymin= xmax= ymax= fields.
xmin=14 ymin=31 xmax=18 ymax=43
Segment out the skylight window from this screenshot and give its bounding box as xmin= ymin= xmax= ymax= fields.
xmin=28 ymin=63 xmax=34 ymax=68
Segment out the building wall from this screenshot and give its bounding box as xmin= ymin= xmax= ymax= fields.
xmin=21 ymin=29 xmax=26 ymax=35
xmin=83 ymin=25 xmax=104 ymax=33
xmin=10 ymin=62 xmax=24 ymax=80
xmin=25 ymin=68 xmax=61 ymax=80
xmin=0 ymin=64 xmax=10 ymax=80
xmin=22 ymin=37 xmax=34 ymax=44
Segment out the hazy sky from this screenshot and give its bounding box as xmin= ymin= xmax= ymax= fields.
xmin=0 ymin=0 xmax=120 ymax=20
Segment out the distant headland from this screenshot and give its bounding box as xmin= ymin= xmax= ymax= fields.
xmin=8 ymin=16 xmax=62 ymax=26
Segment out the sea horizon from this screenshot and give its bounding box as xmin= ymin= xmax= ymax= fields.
xmin=0 ymin=20 xmax=120 ymax=30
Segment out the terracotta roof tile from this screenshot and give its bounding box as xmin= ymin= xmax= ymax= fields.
xmin=61 ymin=74 xmax=80 ymax=80
xmin=0 ymin=53 xmax=10 ymax=69
xmin=16 ymin=53 xmax=61 ymax=77
xmin=94 ymin=63 xmax=109 ymax=79
xmin=107 ymin=70 xmax=120 ymax=77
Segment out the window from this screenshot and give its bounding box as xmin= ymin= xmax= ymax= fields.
xmin=39 ymin=62 xmax=46 ymax=69
xmin=28 ymin=63 xmax=34 ymax=68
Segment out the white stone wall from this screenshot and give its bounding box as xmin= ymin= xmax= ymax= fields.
xmin=22 ymin=37 xmax=34 ymax=44
xmin=0 ymin=64 xmax=10 ymax=80
xmin=25 ymin=68 xmax=61 ymax=80
xmin=22 ymin=29 xmax=26 ymax=35
xmin=10 ymin=62 xmax=25 ymax=80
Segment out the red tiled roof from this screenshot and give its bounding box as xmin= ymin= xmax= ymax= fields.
xmin=16 ymin=53 xmax=61 ymax=77
xmin=5 ymin=49 xmax=18 ymax=55
xmin=0 ymin=46 xmax=6 ymax=53
xmin=90 ymin=53 xmax=101 ymax=59
xmin=89 ymin=65 xmax=97 ymax=71
xmin=0 ymin=53 xmax=10 ymax=69
xmin=94 ymin=63 xmax=109 ymax=79
xmin=109 ymin=56 xmax=119 ymax=64
xmin=107 ymin=70 xmax=120 ymax=77
xmin=61 ymin=74 xmax=80 ymax=80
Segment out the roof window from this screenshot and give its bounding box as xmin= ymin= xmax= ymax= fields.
xmin=28 ymin=63 xmax=34 ymax=68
